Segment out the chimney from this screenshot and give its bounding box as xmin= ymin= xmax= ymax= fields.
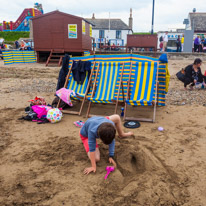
xmin=193 ymin=8 xmax=196 ymax=13
xmin=92 ymin=13 xmax=95 ymax=19
xmin=128 ymin=8 xmax=133 ymax=30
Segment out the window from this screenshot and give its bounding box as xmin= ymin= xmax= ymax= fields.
xmin=116 ymin=30 xmax=121 ymax=39
xmin=99 ymin=30 xmax=105 ymax=38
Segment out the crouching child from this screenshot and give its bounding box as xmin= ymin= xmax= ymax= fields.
xmin=80 ymin=114 xmax=133 ymax=175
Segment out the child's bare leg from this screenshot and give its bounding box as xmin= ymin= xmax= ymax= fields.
xmin=109 ymin=114 xmax=134 ymax=138
xmin=87 ymin=148 xmax=100 ymax=162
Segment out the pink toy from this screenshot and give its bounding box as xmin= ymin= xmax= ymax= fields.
xmin=104 ymin=166 xmax=115 ymax=180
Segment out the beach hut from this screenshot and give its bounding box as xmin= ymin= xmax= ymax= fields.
xmin=32 ymin=10 xmax=93 ymax=65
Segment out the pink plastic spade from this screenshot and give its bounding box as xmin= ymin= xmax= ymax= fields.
xmin=104 ymin=166 xmax=115 ymax=180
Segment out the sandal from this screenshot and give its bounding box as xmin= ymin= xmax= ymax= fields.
xmin=73 ymin=120 xmax=85 ymax=128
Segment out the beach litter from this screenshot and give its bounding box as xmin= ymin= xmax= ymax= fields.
xmin=73 ymin=120 xmax=85 ymax=128
xmin=158 ymin=126 xmax=164 ymax=132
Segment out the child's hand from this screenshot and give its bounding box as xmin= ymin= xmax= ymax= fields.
xmin=119 ymin=131 xmax=134 ymax=138
xmin=84 ymin=167 xmax=96 ymax=175
xmin=109 ymin=157 xmax=117 ymax=168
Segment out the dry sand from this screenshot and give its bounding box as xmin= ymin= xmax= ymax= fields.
xmin=0 ymin=58 xmax=206 ymax=206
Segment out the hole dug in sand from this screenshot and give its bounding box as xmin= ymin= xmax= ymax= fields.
xmin=116 ymin=144 xmax=164 ymax=177
xmin=91 ymin=143 xmax=190 ymax=205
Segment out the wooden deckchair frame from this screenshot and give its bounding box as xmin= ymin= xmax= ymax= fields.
xmin=123 ymin=61 xmax=159 ymax=123
xmin=57 ymin=60 xmax=97 ymax=115
xmin=86 ymin=62 xmax=125 ymax=118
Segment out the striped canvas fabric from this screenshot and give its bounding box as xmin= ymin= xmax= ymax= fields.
xmin=2 ymin=50 xmax=36 ymax=65
xmin=88 ymin=62 xmax=122 ymax=103
xmin=2 ymin=51 xmax=13 ymax=65
xmin=94 ymin=54 xmax=131 ymax=63
xmin=11 ymin=51 xmax=25 ymax=63
xmin=66 ymin=53 xmax=168 ymax=106
xmin=126 ymin=61 xmax=158 ymax=106
xmin=154 ymin=62 xmax=168 ymax=106
xmin=92 ymin=54 xmax=167 ymax=106
xmin=66 ymin=60 xmax=96 ymax=100
xmin=22 ymin=51 xmax=36 ymax=63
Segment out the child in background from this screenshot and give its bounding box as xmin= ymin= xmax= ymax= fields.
xmin=20 ymin=40 xmax=26 ymax=50
xmin=159 ymin=41 xmax=163 ymax=52
xmin=80 ymin=114 xmax=133 ymax=175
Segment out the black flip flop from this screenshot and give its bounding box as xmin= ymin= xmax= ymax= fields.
xmin=124 ymin=121 xmax=141 ymax=129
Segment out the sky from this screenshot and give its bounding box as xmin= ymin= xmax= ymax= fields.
xmin=0 ymin=0 xmax=206 ymax=32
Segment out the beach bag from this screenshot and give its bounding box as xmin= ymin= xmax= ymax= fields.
xmin=176 ymin=69 xmax=185 ymax=82
xmin=32 ymin=105 xmax=52 ymax=118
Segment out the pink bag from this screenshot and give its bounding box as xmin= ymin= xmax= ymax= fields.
xmin=32 ymin=105 xmax=52 ymax=118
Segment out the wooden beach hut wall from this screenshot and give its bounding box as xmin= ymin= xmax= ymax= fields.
xmin=32 ymin=10 xmax=92 ymax=64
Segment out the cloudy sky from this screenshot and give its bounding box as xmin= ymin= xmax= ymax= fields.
xmin=0 ymin=0 xmax=206 ymax=32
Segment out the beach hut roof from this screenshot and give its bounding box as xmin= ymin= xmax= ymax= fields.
xmin=85 ymin=18 xmax=131 ymax=30
xmin=32 ymin=10 xmax=93 ymax=25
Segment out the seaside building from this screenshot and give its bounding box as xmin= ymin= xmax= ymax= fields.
xmin=85 ymin=9 xmax=133 ymax=49
xmin=187 ymin=11 xmax=206 ymax=34
xmin=182 ymin=9 xmax=206 ymax=52
xmin=32 ymin=10 xmax=93 ymax=63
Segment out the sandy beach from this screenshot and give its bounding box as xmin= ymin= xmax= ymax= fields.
xmin=0 ymin=58 xmax=206 ymax=206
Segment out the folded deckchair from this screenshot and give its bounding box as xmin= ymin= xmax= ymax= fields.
xmin=123 ymin=61 xmax=158 ymax=122
xmin=57 ymin=60 xmax=98 ymax=115
xmin=86 ymin=61 xmax=124 ymax=117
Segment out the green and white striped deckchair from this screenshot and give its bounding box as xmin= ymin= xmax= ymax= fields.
xmin=124 ymin=61 xmax=158 ymax=122
xmin=86 ymin=61 xmax=124 ymax=117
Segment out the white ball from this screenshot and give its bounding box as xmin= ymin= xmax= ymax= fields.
xmin=158 ymin=126 xmax=164 ymax=131
xmin=46 ymin=108 xmax=63 ymax=123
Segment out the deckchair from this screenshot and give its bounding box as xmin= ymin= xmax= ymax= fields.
xmin=57 ymin=60 xmax=98 ymax=115
xmin=86 ymin=61 xmax=124 ymax=117
xmin=123 ymin=61 xmax=159 ymax=122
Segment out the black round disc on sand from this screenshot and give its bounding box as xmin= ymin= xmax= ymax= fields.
xmin=124 ymin=121 xmax=141 ymax=128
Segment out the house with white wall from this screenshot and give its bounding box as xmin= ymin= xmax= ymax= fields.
xmin=85 ymin=9 xmax=133 ymax=48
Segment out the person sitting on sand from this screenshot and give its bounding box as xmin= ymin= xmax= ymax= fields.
xmin=80 ymin=114 xmax=133 ymax=175
xmin=183 ymin=58 xmax=206 ymax=90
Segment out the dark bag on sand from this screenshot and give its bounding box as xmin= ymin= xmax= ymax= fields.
xmin=176 ymin=69 xmax=185 ymax=82
xmin=52 ymin=96 xmax=72 ymax=109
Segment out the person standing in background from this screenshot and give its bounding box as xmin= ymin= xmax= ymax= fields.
xmin=181 ymin=34 xmax=184 ymax=52
xmin=15 ymin=40 xmax=19 ymax=49
xmin=162 ymin=31 xmax=168 ymax=52
xmin=176 ymin=35 xmax=181 ymax=52
xmin=194 ymin=36 xmax=200 ymax=52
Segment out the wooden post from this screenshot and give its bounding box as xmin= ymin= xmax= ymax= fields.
xmin=115 ymin=63 xmax=124 ymax=114
xmin=86 ymin=62 xmax=100 ymax=118
xmin=123 ymin=61 xmax=133 ymax=120
xmin=79 ymin=61 xmax=96 ymax=115
xmin=152 ymin=62 xmax=159 ymax=122
xmin=57 ymin=60 xmax=73 ymax=108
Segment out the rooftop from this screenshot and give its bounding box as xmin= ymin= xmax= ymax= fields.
xmin=85 ymin=18 xmax=131 ymax=30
